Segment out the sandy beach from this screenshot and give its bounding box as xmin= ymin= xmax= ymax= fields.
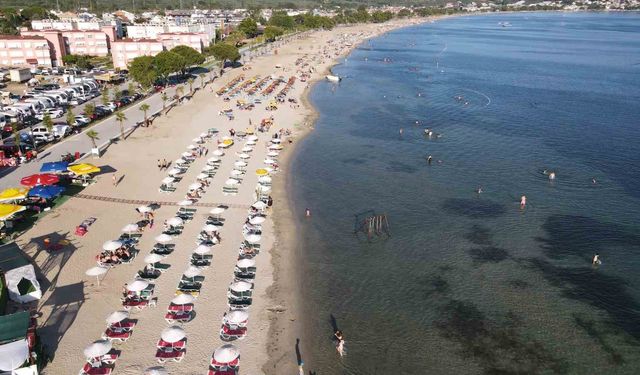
xmin=9 ymin=17 xmax=436 ymax=375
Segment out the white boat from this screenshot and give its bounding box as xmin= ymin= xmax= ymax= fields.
xmin=326 ymin=75 xmax=341 ymax=83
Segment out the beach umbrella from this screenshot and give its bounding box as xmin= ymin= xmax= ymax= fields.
xmin=178 ymin=200 xmax=193 ymax=206
xmin=269 ymin=144 xmax=283 ymax=150
xmin=234 ymin=161 xmax=247 ymax=168
xmin=105 ymin=311 xmax=129 ymax=324
xmin=264 ymin=159 xmax=276 ymax=165
xmin=102 ymin=240 xmax=123 ymax=251
xmin=271 ymin=138 xmax=282 ymax=144
xmin=167 ymin=168 xmax=182 ymax=176
xmin=210 ymin=207 xmax=225 ymax=215
xmin=183 ymin=266 xmax=201 ymax=278
xmin=225 ymin=178 xmax=239 ymax=186
xmin=223 ymin=139 xmax=234 ymax=146
xmin=267 ymin=151 xmax=279 ymax=157
xmin=68 ymin=163 xmax=100 ymax=175
xmin=252 ymin=201 xmax=267 ymax=210
xmin=229 ymin=281 xmax=252 ymax=293
xmin=161 ymin=177 xmax=175 ymax=184
xmin=255 ymin=169 xmax=268 ymax=176
xmin=175 ymin=158 xmax=187 ymax=164
xmin=208 ymin=157 xmax=221 ymax=163
xmin=213 ymin=149 xmax=224 ymax=156
xmin=241 ymin=146 xmax=253 ymax=152
xmin=155 ymin=234 xmax=173 ymax=243
xmin=40 ymin=161 xmax=69 ymax=173
xmin=258 ymin=176 xmax=272 ymax=184
xmin=225 ymin=310 xmax=249 ymax=325
xmin=248 ymin=135 xmax=258 ymax=141
xmin=200 ymin=132 xmax=208 ymax=138
xmin=161 ymin=326 xmax=186 ymax=343
xmin=20 ymin=173 xmax=59 ymax=187
xmin=249 ymin=216 xmax=266 ymax=225
xmin=193 ymin=244 xmax=212 ymax=255
xmin=236 ymin=259 xmax=256 ymax=269
xmin=203 ymin=224 xmax=219 ymax=232
xmin=27 ymin=185 xmax=65 ymax=199
xmin=166 ymin=217 xmax=183 ymax=226
xmin=238 ymin=153 xmax=250 ymax=159
xmin=121 ymin=224 xmax=139 ymax=233
xmin=126 ymin=279 xmax=149 ymax=292
xmin=256 ymin=185 xmax=271 ymax=193
xmin=83 ymin=340 xmax=112 ymax=358
xmin=230 ymin=169 xmax=243 ymax=176
xmin=0 ymin=204 xmax=26 ymax=221
xmin=188 ymin=183 xmax=202 ymax=191
xmin=181 ymin=152 xmax=192 ymax=158
xmin=144 ymin=366 xmax=168 ymax=375
xmin=0 ymin=188 xmax=29 ymax=202
xmin=187 ymin=144 xmax=196 ymax=150
xmin=203 ymin=165 xmax=216 ymax=172
xmin=244 ymin=234 xmax=261 ymax=243
xmin=144 ymin=253 xmax=164 ymax=264
xmin=171 ymin=294 xmax=195 ymax=305
xmin=85 ymin=266 xmax=108 ymax=285
xmin=196 ymin=173 xmax=208 ymax=180
xmin=137 ymin=205 xmax=152 ymax=213
xmin=246 ymin=140 xmax=256 ymax=146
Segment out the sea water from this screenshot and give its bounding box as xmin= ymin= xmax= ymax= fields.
xmin=291 ymin=12 xmax=640 ymax=374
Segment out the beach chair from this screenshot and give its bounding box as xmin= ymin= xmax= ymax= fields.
xmin=220 ymin=325 xmax=247 ymax=341
xmin=79 ymin=363 xmax=113 ymax=375
xmin=175 ymin=288 xmax=200 ymax=297
xmin=102 ymin=328 xmax=132 ymax=342
xmin=155 ymin=348 xmax=185 ymax=363
xmin=164 ymin=311 xmax=191 ymax=324
xmin=191 ymin=258 xmax=211 ymax=268
xmin=208 ymin=370 xmax=237 ymax=375
xmin=159 ymin=185 xmax=177 ymax=193
xmin=210 ymin=357 xmax=240 ymax=370
xmin=122 ymin=297 xmax=157 ymax=310
xmin=168 ymin=303 xmax=194 ymax=312
xmin=178 ymin=280 xmax=202 ymax=290
xmin=109 ymin=321 xmax=136 ymax=330
xmin=150 ymin=263 xmax=171 ymax=272
xmin=228 ymin=299 xmax=252 ymax=310
xmin=152 ymin=247 xmax=174 ymax=256
xmin=157 ymin=339 xmax=186 ymax=350
xmin=242 ymin=241 xmax=261 ymax=250
xmin=137 ymin=268 xmax=161 ymax=280
xmin=223 ymin=187 xmax=239 ymax=195
xmin=178 ymin=207 xmax=197 ymax=213
xmin=90 ymin=353 xmax=118 ymax=365
xmin=163 ymin=228 xmax=183 ymax=236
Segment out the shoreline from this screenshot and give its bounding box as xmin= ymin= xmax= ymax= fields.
xmin=263 ymin=15 xmax=450 ymax=374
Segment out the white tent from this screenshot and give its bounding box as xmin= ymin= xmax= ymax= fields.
xmin=5 ymin=265 xmax=42 ymax=303
xmin=0 ymin=339 xmax=29 ymax=371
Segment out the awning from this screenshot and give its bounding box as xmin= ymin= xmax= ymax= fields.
xmin=0 ymin=311 xmax=29 ymax=344
xmin=0 ymin=339 xmax=29 ymax=371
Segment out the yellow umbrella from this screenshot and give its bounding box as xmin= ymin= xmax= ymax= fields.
xmin=0 ymin=204 xmax=26 ymax=220
xmin=0 ymin=187 xmax=29 ymax=202
xmin=68 ymin=163 xmax=101 ymax=175
xmin=222 ymin=139 xmax=234 ymax=146
xmin=255 ymin=169 xmax=268 ymax=176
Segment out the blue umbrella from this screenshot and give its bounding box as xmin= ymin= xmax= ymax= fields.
xmin=40 ymin=161 xmax=69 ymax=174
xmin=27 ymin=185 xmax=66 ymax=199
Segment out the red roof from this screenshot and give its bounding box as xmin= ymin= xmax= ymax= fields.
xmin=26 ymin=58 xmax=38 ymax=64
xmin=113 ymin=38 xmax=161 ymax=43
xmin=0 ymin=34 xmax=46 ymax=40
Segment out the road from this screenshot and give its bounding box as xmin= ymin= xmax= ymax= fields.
xmin=0 ymin=75 xmax=210 ymax=190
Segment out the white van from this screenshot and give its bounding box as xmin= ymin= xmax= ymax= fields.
xmin=23 ymin=99 xmax=45 ymax=112
xmin=30 ymin=126 xmax=55 ymax=143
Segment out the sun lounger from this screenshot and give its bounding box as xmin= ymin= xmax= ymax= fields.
xmin=80 ymin=363 xmax=113 ymax=375
xmin=88 ymin=353 xmax=118 ymax=365
xmin=150 ymin=263 xmax=170 ymax=272
xmin=152 ymin=247 xmax=174 ymax=256
xmin=122 ymin=297 xmax=157 ymax=310
xmin=222 ymin=187 xmax=239 ymax=195
xmin=168 ymin=303 xmax=194 ymax=312
xmin=109 ymin=321 xmax=135 ymax=330
xmin=157 ymin=339 xmax=186 ymax=349
xmin=155 ymin=348 xmax=185 ymax=363
xmin=190 ymin=259 xmax=210 ymax=268
xmin=228 ymin=299 xmax=252 ymax=309
xmin=175 ymin=289 xmax=199 ymax=297
xmin=164 ymin=311 xmax=191 ymax=323
xmin=208 ymin=370 xmax=237 ymax=375
xmin=163 ymin=228 xmax=183 ymax=236
xmin=159 ymin=185 xmax=177 ymax=193
xmin=178 ymin=207 xmax=197 ymax=213
xmin=102 ymin=328 xmax=132 ymax=342
xmin=220 ymin=325 xmax=247 ymax=341
xmin=211 ymin=357 xmax=239 ymax=369
xmin=137 ymin=269 xmax=161 ymax=280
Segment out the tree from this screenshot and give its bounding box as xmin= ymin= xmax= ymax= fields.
xmin=62 ymin=54 xmax=93 ymax=70
xmin=42 ymin=113 xmax=53 ymax=133
xmin=154 ymin=51 xmax=186 ymax=80
xmin=115 ymin=111 xmax=127 ymax=140
xmin=209 ymin=43 xmax=240 ymax=65
xmin=101 ymin=86 xmax=110 ymax=105
xmin=139 ymin=103 xmax=150 ymax=126
xmin=269 ymin=11 xmax=295 ymax=30
xmin=170 ymin=45 xmax=204 ymax=68
xmin=128 ymin=55 xmax=158 ymax=88
xmin=86 ymin=130 xmax=99 ymax=149
xmin=264 ymin=26 xmax=284 ymax=41
xmin=161 ymin=92 xmax=168 ymax=111
xmin=84 ymin=103 xmax=95 ymax=119
xmin=114 ymin=88 xmax=123 ymax=102
xmin=66 ymin=107 xmax=75 ymax=126
xmin=127 ymin=81 xmax=136 ymax=95
xmin=12 ymin=124 xmax=21 ymax=149
xmin=188 ymin=78 xmax=194 ymax=94
xmin=397 ymin=9 xmax=412 ymax=18
xmin=238 ymin=17 xmax=258 ymax=38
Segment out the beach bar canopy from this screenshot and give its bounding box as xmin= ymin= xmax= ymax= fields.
xmin=27 ymin=185 xmax=65 ymax=200
xmin=40 ymin=161 xmax=69 ymax=173
xmin=0 ymin=204 xmax=26 ymax=221
xmin=0 ymin=188 xmax=29 ymax=202
xmin=68 ymin=163 xmax=100 ymax=175
xmin=0 ymin=243 xmax=42 ymax=303
xmin=20 ymin=173 xmax=59 ymax=187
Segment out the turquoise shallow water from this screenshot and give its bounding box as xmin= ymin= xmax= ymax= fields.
xmin=290 ymin=12 xmax=640 ymax=374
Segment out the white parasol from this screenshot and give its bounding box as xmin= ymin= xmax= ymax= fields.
xmin=85 ymin=266 xmax=108 ymax=285
xmin=248 ymin=135 xmax=258 ymax=141
xmin=249 ymin=216 xmax=266 ymax=225
xmin=225 ymin=310 xmax=249 ymax=325
xmin=234 ymin=161 xmax=247 ymax=168
xmin=171 ymin=294 xmax=195 ymax=305
xmin=241 ymin=146 xmax=253 ymax=152
xmin=166 ymin=217 xmax=184 ymax=226
xmin=161 ymin=326 xmax=186 ymax=343
xmin=196 ymin=173 xmax=209 ymax=180
xmin=181 ymin=152 xmax=193 ymax=158
xmin=264 ymin=159 xmax=276 ymax=165
xmin=105 ymin=310 xmax=129 ymax=324
xmin=203 ymin=224 xmax=219 ymax=232
xmin=256 ymin=185 xmax=271 ymax=193
xmin=258 ymin=176 xmax=272 ymax=184
xmin=188 ymin=183 xmax=202 ymax=191
xmin=252 ymin=201 xmax=267 ymax=210
xmin=144 ymin=366 xmax=168 ymax=375
xmin=225 ymin=178 xmax=239 ymax=186
xmin=236 ymin=258 xmax=256 ymax=268
xmin=193 ymin=244 xmax=212 ymax=255
xmin=121 ymin=223 xmax=139 ymax=233
xmin=138 ymin=205 xmax=152 ymax=213
xmin=161 ymin=177 xmax=175 ymax=185
xmin=213 ymin=150 xmax=224 ymax=156
xmin=155 ymin=234 xmax=173 ymax=243
xmin=238 ymin=153 xmax=250 ymax=159
xmin=102 ymin=240 xmax=123 ymax=251
xmin=186 ymin=144 xmax=196 ymax=150
xmin=168 ymin=168 xmax=182 ymax=176
xmin=183 ymin=266 xmax=201 ymax=278
xmin=246 ymin=140 xmax=256 ymax=146
xmin=210 ymin=207 xmax=226 ymax=215
xmin=267 ymin=151 xmax=279 ymax=157
xmin=208 ymin=157 xmax=221 ymax=163
xmin=144 ymin=253 xmax=164 ymax=264
xmin=244 ymin=234 xmax=262 ymax=243
xmin=126 ymin=279 xmax=149 ymax=292
xmin=83 ymin=340 xmax=112 ymax=358
xmin=230 ymin=169 xmax=243 ymax=176
xmin=203 ymin=165 xmax=216 ymax=172
xmin=178 ymin=199 xmax=193 ymax=206
xmin=229 ymin=281 xmax=252 ymax=293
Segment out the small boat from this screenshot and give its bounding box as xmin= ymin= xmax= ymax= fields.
xmin=326 ymin=75 xmax=341 ymax=83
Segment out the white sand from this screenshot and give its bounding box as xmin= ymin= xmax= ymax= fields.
xmin=13 ymin=18 xmax=435 ymax=375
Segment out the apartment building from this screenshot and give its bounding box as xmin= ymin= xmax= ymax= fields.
xmin=21 ymin=26 xmax=116 ymax=58
xmin=111 ymin=39 xmax=164 ymax=69
xmin=0 ymin=35 xmax=57 ymax=67
xmin=157 ymin=32 xmax=210 ymax=52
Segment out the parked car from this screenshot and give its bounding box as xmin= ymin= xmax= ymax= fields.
xmin=30 ymin=126 xmax=55 ymax=143
xmin=51 ymin=124 xmax=72 ymax=139
xmin=95 ymin=105 xmax=112 ymax=114
xmin=105 ymin=102 xmax=118 ymax=112
xmin=93 ymin=107 xmax=110 ymax=118
xmin=68 ymin=97 xmax=85 ymax=106
xmin=74 ymin=115 xmax=90 ymax=126
xmin=35 ymin=108 xmax=64 ymax=120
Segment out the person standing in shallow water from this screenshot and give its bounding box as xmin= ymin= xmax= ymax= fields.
xmin=520 ymin=195 xmax=527 ymax=208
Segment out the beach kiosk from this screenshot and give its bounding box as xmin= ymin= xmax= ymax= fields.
xmin=67 ymin=163 xmax=100 ymax=186
xmin=0 ymin=311 xmax=41 ymax=374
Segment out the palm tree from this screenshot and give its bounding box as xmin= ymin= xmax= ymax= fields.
xmin=42 ymin=113 xmax=53 ymax=133
xmin=66 ymin=107 xmax=75 ymax=127
xmin=86 ymin=130 xmax=99 ymax=149
xmin=188 ymin=78 xmax=194 ymax=94
xmin=161 ymin=92 xmax=168 ymax=111
xmin=128 ymin=81 xmax=136 ymax=95
xmin=84 ymin=103 xmax=95 ymax=119
xmin=199 ymin=73 xmax=206 ymax=88
xmin=101 ymin=87 xmax=110 ymax=106
xmin=115 ymin=111 xmax=127 ymax=140
xmin=139 ymin=103 xmax=150 ymax=126
xmin=12 ymin=124 xmax=20 ymax=149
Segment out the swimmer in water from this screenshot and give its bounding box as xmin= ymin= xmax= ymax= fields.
xmin=335 ymin=330 xmax=345 ymax=356
xmin=520 ymin=195 xmax=527 ymax=208
xmin=593 ymin=253 xmax=601 ymax=265
xmin=549 ymin=172 xmax=556 ymax=181
xmin=592 ymin=178 xmax=597 ymax=184
xmin=427 ymin=155 xmax=433 ymax=165
xmin=399 ymin=128 xmax=404 ymax=136
xmin=476 ymin=186 xmax=483 ymax=194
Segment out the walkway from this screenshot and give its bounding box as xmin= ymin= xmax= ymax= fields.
xmin=73 ymin=193 xmax=251 ymax=209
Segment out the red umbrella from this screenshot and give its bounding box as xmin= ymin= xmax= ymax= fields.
xmin=20 ymin=173 xmax=60 ymax=187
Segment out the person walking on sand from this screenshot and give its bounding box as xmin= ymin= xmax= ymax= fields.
xmin=112 ymin=174 xmax=117 ymax=187
xmin=157 ymin=159 xmax=162 ymax=170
